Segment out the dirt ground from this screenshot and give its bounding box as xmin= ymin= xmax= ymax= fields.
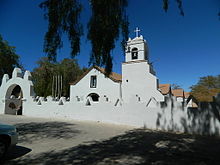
xmin=1 ymin=114 xmax=220 ymax=165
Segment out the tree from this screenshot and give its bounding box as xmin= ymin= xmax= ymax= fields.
xmin=55 ymin=58 xmax=86 ymax=97
xmin=190 ymin=75 xmax=220 ymax=102
xmin=163 ymin=0 xmax=184 ymax=16
xmin=32 ymin=57 xmax=56 ymax=97
xmin=40 ymin=0 xmax=184 ymax=74
xmin=32 ymin=57 xmax=87 ymax=97
xmin=39 ymin=0 xmax=82 ymax=62
xmin=87 ymin=0 xmax=128 ymax=74
xmin=0 ymin=34 xmax=22 ymax=79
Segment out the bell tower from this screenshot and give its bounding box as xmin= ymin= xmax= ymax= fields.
xmin=121 ymin=28 xmax=164 ymax=104
xmin=125 ymin=27 xmax=149 ymax=62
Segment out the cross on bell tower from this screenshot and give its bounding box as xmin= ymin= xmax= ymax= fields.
xmin=134 ymin=27 xmax=141 ymax=37
xmin=125 ymin=27 xmax=149 ymax=62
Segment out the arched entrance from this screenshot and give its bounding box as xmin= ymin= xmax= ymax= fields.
xmin=87 ymin=93 xmax=100 ymax=102
xmin=5 ymin=84 xmax=23 ymax=115
xmin=0 ymin=68 xmax=35 ymax=115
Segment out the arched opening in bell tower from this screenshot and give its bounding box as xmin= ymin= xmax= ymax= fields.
xmin=131 ymin=47 xmax=138 ymax=60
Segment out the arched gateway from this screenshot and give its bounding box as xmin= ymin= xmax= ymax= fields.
xmin=0 ymin=68 xmax=35 ymax=115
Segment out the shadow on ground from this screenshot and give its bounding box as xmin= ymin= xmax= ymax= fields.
xmin=0 ymin=145 xmax=31 ymax=164
xmin=5 ymin=145 xmax=32 ymax=160
xmin=15 ymin=121 xmax=81 ymax=143
xmin=6 ymin=129 xmax=220 ymax=165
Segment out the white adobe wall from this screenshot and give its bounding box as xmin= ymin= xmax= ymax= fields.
xmin=70 ymin=68 xmax=121 ymax=105
xmin=4 ymin=98 xmax=21 ymax=115
xmin=0 ymin=68 xmax=34 ymax=100
xmin=176 ymin=97 xmax=184 ymax=103
xmin=22 ymin=95 xmax=166 ymax=128
xmin=24 ymin=98 xmax=161 ymax=128
xmin=122 ymin=61 xmax=164 ymax=103
xmin=22 ymin=96 xmax=220 ymax=136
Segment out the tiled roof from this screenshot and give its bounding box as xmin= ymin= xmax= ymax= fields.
xmin=70 ymin=66 xmax=122 ymax=85
xmin=159 ymin=84 xmax=171 ymax=95
xmin=95 ymin=66 xmax=122 ymax=82
xmin=172 ymin=89 xmax=184 ymax=97
xmin=184 ymin=92 xmax=190 ymax=99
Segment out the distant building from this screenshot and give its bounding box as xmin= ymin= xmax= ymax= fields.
xmin=171 ymin=89 xmax=198 ymax=108
xmin=159 ymin=84 xmax=172 ymax=97
xmin=172 ymin=89 xmax=185 ymax=103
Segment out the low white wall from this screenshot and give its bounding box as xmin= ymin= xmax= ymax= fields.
xmin=24 ymin=99 xmax=160 ymax=127
xmin=19 ymin=96 xmax=220 ymax=136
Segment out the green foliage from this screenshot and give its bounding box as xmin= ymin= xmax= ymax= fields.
xmin=55 ymin=58 xmax=86 ymax=97
xmin=0 ymin=34 xmax=22 ymax=78
xmin=39 ymin=0 xmax=83 ymax=61
xmin=32 ymin=57 xmax=86 ymax=97
xmin=190 ymin=75 xmax=220 ymax=102
xmin=163 ymin=0 xmax=184 ymax=16
xmin=40 ymin=0 xmax=128 ymax=75
xmin=32 ymin=57 xmax=55 ymax=97
xmin=40 ymin=0 xmax=186 ymax=74
xmin=87 ymin=0 xmax=129 ymax=75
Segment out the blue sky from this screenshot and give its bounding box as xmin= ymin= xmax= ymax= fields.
xmin=0 ymin=0 xmax=220 ymax=91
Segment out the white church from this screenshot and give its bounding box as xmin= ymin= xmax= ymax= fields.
xmin=1 ymin=29 xmax=211 ymax=135
xmin=70 ymin=32 xmax=164 ymax=106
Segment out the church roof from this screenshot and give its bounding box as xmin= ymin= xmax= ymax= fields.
xmin=172 ymin=89 xmax=185 ymax=97
xmin=95 ymin=66 xmax=122 ymax=82
xmin=159 ymin=84 xmax=171 ymax=95
xmin=70 ymin=66 xmax=122 ymax=85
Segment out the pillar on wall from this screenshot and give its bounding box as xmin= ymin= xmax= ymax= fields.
xmin=1 ymin=74 xmax=9 ymax=86
xmin=24 ymin=70 xmax=32 ymax=81
xmin=12 ymin=68 xmax=22 ymax=79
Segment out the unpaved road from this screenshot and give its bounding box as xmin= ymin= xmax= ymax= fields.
xmin=1 ymin=114 xmax=220 ymax=165
xmin=0 ymin=115 xmax=133 ymax=164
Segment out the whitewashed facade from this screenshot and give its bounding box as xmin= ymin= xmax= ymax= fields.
xmin=70 ymin=66 xmax=122 ymax=106
xmin=122 ymin=35 xmax=164 ymax=103
xmin=0 ymin=33 xmax=219 ymax=136
xmin=70 ymin=35 xmax=164 ymax=106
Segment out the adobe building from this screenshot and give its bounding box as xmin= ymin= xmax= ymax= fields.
xmin=70 ymin=34 xmax=164 ymax=106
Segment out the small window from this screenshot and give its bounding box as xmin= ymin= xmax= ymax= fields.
xmin=131 ymin=47 xmax=138 ymax=60
xmin=90 ymin=75 xmax=97 ymax=88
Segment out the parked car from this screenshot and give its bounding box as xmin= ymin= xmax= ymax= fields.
xmin=0 ymin=123 xmax=18 ymax=159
